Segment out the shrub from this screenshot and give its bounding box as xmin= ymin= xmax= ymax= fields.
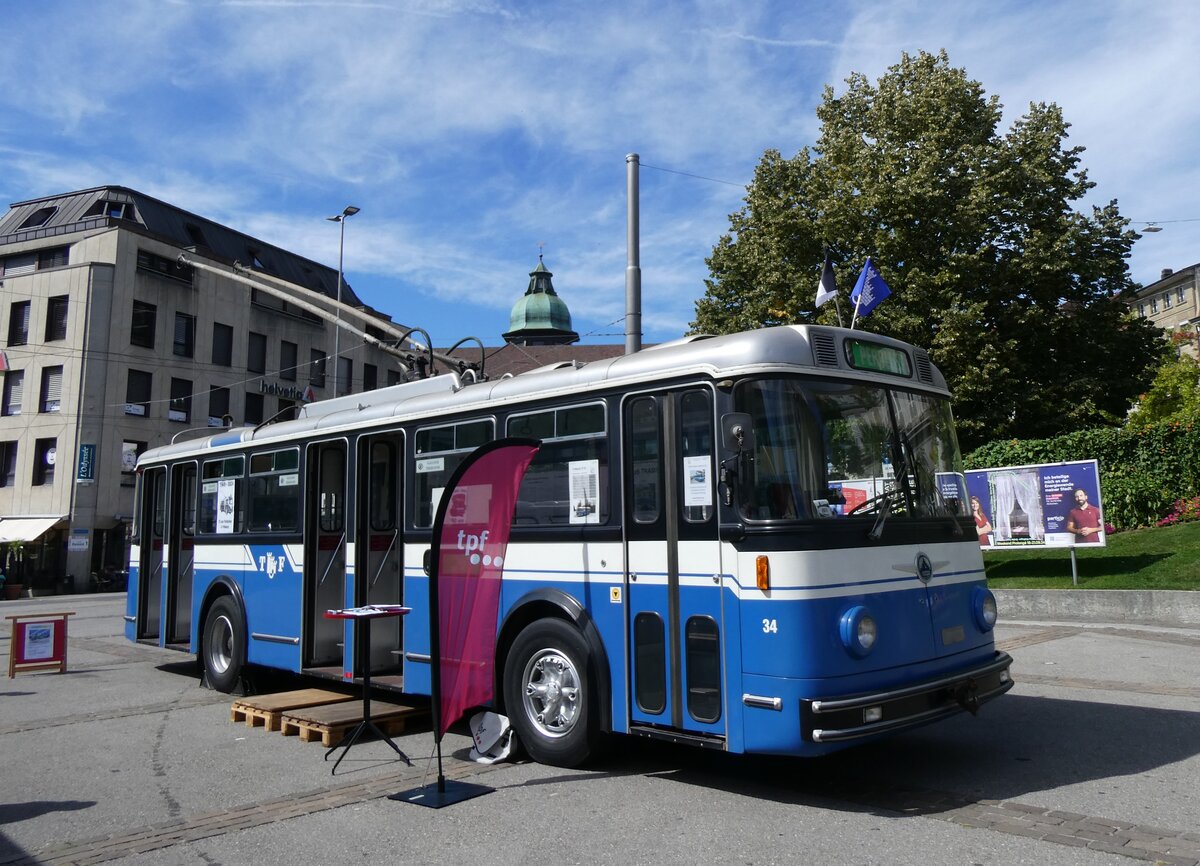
xmin=964 ymin=418 xmax=1200 ymax=530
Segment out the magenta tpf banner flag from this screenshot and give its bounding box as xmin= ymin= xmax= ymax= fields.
xmin=432 ymin=438 xmax=539 ymax=738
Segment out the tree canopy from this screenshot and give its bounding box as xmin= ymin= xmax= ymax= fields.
xmin=692 ymin=50 xmax=1167 ymax=450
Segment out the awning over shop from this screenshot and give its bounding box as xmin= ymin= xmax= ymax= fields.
xmin=0 ymin=516 xmax=63 ymax=543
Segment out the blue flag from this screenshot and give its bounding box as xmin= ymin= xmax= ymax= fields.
xmin=850 ymin=257 xmax=891 ymax=318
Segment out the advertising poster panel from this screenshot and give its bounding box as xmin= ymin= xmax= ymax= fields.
xmin=965 ymin=459 xmax=1104 ymax=549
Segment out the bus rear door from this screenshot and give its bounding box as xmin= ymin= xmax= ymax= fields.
xmin=623 ymin=388 xmax=725 ymax=742
xmin=356 ymin=432 xmax=405 ymax=678
xmin=134 ymin=466 xmax=166 ymax=643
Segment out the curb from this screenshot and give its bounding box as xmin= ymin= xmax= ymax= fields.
xmin=993 ymin=589 xmax=1200 ymax=628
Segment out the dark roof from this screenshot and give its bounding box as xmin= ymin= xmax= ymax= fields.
xmin=442 ymin=342 xmax=628 ymax=379
xmin=0 ymin=185 xmax=360 ymax=304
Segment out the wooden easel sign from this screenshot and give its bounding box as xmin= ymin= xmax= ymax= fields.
xmin=7 ymin=612 xmax=73 ymax=677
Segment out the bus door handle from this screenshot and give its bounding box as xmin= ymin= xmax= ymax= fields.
xmin=370 ymin=529 xmax=400 ymax=588
xmin=318 ymin=533 xmax=345 ymax=586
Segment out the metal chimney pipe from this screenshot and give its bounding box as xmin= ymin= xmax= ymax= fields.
xmin=625 ymin=153 xmax=642 ymax=354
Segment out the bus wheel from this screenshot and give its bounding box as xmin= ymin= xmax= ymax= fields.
xmin=202 ymin=596 xmax=245 ymax=693
xmin=503 ymin=618 xmax=598 ymax=768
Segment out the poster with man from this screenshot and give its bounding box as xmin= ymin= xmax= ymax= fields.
xmin=965 ymin=460 xmax=1104 ymax=549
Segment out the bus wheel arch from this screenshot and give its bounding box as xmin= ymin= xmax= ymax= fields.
xmin=199 ymin=580 xmax=246 ymax=693
xmin=496 ymin=590 xmax=610 ymax=732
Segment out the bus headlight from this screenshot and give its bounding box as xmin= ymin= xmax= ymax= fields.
xmin=973 ymin=587 xmax=998 ymax=632
xmin=840 ymin=606 xmax=877 ymax=657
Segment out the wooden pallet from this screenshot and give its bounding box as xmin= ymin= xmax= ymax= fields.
xmin=230 ymin=689 xmax=353 ymax=732
xmin=279 ymin=699 xmax=429 ymax=747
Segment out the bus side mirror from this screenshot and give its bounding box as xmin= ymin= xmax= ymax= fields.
xmin=422 ymin=548 xmax=432 ymax=575
xmin=719 ymin=413 xmax=754 ymax=508
xmin=721 ymin=413 xmax=755 ymax=453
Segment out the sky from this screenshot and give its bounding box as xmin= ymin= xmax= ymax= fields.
xmin=2 ymin=0 xmax=1198 ymax=347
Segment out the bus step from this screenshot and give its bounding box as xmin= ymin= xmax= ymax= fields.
xmin=230 ymin=689 xmax=353 ymax=732
xmin=628 ymin=723 xmax=726 ymax=750
xmin=280 ymin=700 xmax=429 ymax=747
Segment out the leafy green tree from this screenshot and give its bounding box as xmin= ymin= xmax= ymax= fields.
xmin=693 ymin=50 xmax=1167 ymax=450
xmin=1126 ymin=351 xmax=1200 ymax=428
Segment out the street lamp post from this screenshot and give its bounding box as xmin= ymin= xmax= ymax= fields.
xmin=326 ymin=205 xmax=360 ymax=396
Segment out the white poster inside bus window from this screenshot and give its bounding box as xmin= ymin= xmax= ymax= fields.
xmin=216 ymin=478 xmax=237 ymax=534
xmin=683 ymin=456 xmax=713 ymax=507
xmin=569 ymin=460 xmax=600 ymax=524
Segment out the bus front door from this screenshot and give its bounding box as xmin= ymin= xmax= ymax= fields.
xmin=356 ymin=433 xmax=404 ymax=677
xmin=165 ymin=463 xmax=196 ymax=647
xmin=304 ymin=440 xmax=347 ymax=672
xmin=623 ymin=388 xmax=725 ymax=741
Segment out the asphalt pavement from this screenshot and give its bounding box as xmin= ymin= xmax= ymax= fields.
xmin=1 ymin=592 xmax=1197 ymax=866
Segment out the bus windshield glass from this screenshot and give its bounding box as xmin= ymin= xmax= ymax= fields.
xmin=736 ymin=378 xmax=968 ymax=522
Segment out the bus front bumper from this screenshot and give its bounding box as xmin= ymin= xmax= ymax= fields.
xmin=800 ymin=651 xmax=1014 ymax=743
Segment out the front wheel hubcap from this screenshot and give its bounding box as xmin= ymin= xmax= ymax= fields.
xmin=521 ymin=649 xmax=581 ymax=738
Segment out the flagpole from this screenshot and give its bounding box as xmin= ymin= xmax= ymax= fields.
xmin=850 ymin=294 xmax=862 ymax=330
xmin=834 ymin=298 xmax=845 ymax=328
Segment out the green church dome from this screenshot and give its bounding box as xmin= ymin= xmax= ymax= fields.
xmin=503 ymin=256 xmax=579 ymax=345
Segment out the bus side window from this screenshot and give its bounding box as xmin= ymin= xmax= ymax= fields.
xmin=679 ymin=390 xmax=713 ymax=524
xmin=508 ymin=404 xmax=608 ymax=527
xmin=627 ymin=397 xmax=661 ymax=524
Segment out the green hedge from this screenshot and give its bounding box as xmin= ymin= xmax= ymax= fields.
xmin=964 ymin=418 xmax=1200 ymax=530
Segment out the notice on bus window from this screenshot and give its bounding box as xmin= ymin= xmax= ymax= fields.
xmin=216 ymin=478 xmax=237 ymax=534
xmin=568 ymin=460 xmax=600 ymax=524
xmin=683 ymin=456 xmax=712 ymax=507
xmin=23 ymin=622 xmax=54 ymax=661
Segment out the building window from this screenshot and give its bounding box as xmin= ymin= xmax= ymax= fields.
xmin=121 ymin=440 xmax=147 ymax=484
xmin=126 ymin=369 xmax=153 ymax=416
xmin=244 ymin=392 xmax=264 ymax=425
xmin=1138 ymin=303 xmax=1145 ymax=317
xmin=1163 ymin=292 xmax=1172 ymax=310
xmin=1151 ymin=298 xmax=1159 ymax=314
xmin=40 ymin=366 xmax=63 ymax=413
xmin=33 ymin=437 xmax=56 ymax=486
xmin=1179 ymin=286 xmax=1187 ymax=305
xmin=174 ymin=313 xmax=196 ymax=358
xmin=184 ymin=223 xmax=208 ymax=248
xmin=19 ymin=206 xmax=56 ymax=230
xmin=0 ymin=441 xmax=16 ymax=487
xmin=277 ymin=398 xmax=297 ymax=421
xmin=7 ymin=301 xmax=30 ymax=346
xmin=310 ymin=349 xmax=326 ymax=388
xmin=169 ymin=378 xmax=192 ymax=423
xmin=280 ymin=341 xmax=298 ymax=381
xmin=212 ymin=322 xmax=233 ymax=366
xmin=363 ymin=363 xmax=377 ymax=392
xmin=209 ymin=386 xmax=230 ymax=426
xmin=131 ymin=300 xmax=157 ymax=348
xmin=2 ymin=370 xmax=23 ymax=416
xmin=1 ymin=253 xmax=36 ymax=277
xmin=337 ymin=357 xmax=352 ymax=396
xmin=248 ymin=332 xmax=267 ymax=374
xmin=85 ymin=199 xmax=133 ymax=220
xmin=387 ymin=368 xmax=403 ymax=386
xmin=136 ymin=249 xmax=193 ymax=284
xmin=45 ymin=296 xmax=68 ymax=341
xmin=38 ymin=247 xmax=69 ymax=269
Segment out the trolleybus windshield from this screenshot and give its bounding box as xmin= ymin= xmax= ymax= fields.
xmin=735 ymin=377 xmax=968 ymax=522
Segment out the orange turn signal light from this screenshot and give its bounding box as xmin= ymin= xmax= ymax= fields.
xmin=756 ymin=555 xmax=770 ymax=591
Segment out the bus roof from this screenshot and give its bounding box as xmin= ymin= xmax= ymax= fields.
xmin=139 ymin=325 xmax=946 ymax=466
